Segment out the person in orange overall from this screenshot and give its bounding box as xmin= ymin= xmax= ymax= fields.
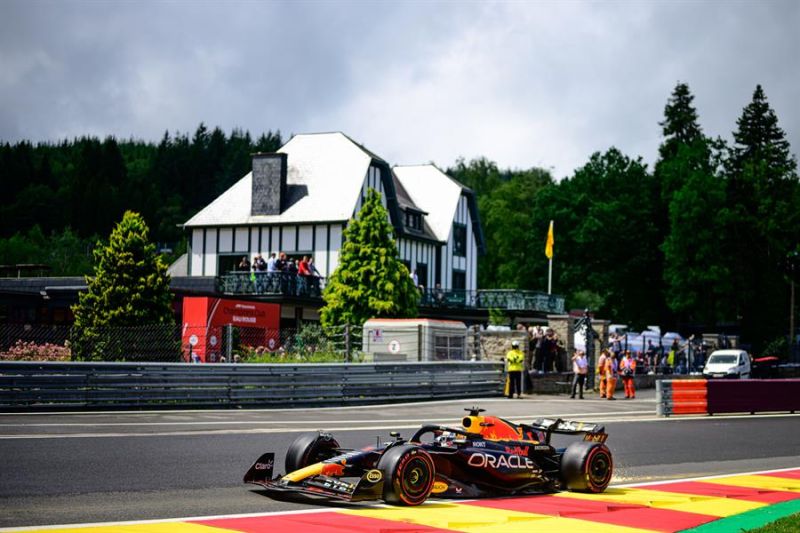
xmin=620 ymin=350 xmax=637 ymax=399
xmin=604 ymin=352 xmax=618 ymax=400
xmin=596 ymin=349 xmax=608 ymax=398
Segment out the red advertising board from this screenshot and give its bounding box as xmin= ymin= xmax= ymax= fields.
xmin=181 ymin=297 xmax=280 ymax=362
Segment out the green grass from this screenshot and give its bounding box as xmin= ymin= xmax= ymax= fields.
xmin=745 ymin=512 xmax=800 ymax=532
xmin=684 ymin=501 xmax=800 ymax=533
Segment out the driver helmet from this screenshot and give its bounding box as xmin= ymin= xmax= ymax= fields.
xmin=511 ymin=341 xmax=520 ymax=348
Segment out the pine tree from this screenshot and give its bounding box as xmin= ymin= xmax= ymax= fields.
xmin=725 ymin=85 xmax=800 ymax=350
xmin=656 ymin=82 xmax=709 ymax=200
xmin=659 ymin=83 xmax=704 ymax=158
xmin=320 ymin=188 xmax=418 ymax=331
xmin=71 ymin=211 xmax=174 ymax=360
xmin=657 ymin=85 xmax=733 ymax=326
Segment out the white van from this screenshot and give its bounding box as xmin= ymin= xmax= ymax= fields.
xmin=702 ymin=349 xmax=751 ymax=379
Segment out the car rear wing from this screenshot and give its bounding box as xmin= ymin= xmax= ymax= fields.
xmin=530 ymin=418 xmax=608 ymax=443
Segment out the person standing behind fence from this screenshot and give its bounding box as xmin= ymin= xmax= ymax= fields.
xmin=505 ymin=341 xmax=524 ymax=399
xmin=570 ymin=350 xmax=588 ymax=399
xmin=620 ymin=351 xmax=636 ymax=399
xmin=597 ymin=349 xmax=608 ymax=398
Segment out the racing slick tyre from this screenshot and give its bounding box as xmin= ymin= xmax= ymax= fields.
xmin=377 ymin=444 xmax=436 ymax=506
xmin=560 ymin=441 xmax=613 ymax=493
xmin=284 ymin=432 xmax=340 ymax=473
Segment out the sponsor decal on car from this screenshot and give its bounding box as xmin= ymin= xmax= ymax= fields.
xmin=504 ymin=445 xmax=529 ymax=456
xmin=365 ymin=469 xmax=383 ymax=483
xmin=432 ymin=481 xmax=449 ymax=494
xmin=472 ymin=441 xmax=486 ymax=448
xmin=255 ymin=460 xmax=274 ymax=470
xmin=467 ymin=452 xmax=540 ymax=471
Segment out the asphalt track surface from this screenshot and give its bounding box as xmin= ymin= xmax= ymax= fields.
xmin=0 ymin=388 xmax=798 ymax=529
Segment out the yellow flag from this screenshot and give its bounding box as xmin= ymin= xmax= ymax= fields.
xmin=545 ymin=220 xmax=554 ymax=259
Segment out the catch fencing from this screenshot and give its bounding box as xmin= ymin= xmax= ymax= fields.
xmin=0 ymin=323 xmax=489 ymax=363
xmin=0 ymin=360 xmax=505 ymax=410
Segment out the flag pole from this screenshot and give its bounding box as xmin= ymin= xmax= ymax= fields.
xmin=545 ymin=219 xmax=554 ymax=295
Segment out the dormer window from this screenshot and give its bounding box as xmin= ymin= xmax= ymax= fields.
xmin=404 ymin=209 xmax=423 ymax=232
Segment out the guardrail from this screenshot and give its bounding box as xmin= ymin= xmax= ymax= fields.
xmin=0 ymin=361 xmax=504 ymax=411
xmin=657 ymin=378 xmax=800 ymax=416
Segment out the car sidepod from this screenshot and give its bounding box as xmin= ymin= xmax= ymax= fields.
xmin=426 ymin=440 xmax=556 ymax=498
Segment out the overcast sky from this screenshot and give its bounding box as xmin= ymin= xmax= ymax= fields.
xmin=1 ymin=0 xmax=797 ymax=179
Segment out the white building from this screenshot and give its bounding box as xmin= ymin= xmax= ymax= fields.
xmin=179 ymin=132 xmax=485 ymax=292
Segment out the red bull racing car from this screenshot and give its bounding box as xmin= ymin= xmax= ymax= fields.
xmin=244 ymin=408 xmax=613 ymax=506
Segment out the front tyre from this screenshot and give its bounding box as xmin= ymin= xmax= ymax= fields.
xmin=284 ymin=432 xmax=340 ymax=473
xmin=560 ymin=441 xmax=613 ymax=493
xmin=377 ymin=445 xmax=435 ymax=506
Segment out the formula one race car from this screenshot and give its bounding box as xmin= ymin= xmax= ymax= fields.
xmin=244 ymin=408 xmax=613 ymax=506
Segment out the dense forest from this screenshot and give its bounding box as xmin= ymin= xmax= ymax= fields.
xmin=448 ymin=84 xmax=799 ymax=351
xmin=0 ymin=126 xmax=282 ymax=270
xmin=1 ymin=83 xmax=798 ymax=350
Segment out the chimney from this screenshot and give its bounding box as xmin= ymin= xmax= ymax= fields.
xmin=251 ymin=153 xmax=287 ymax=216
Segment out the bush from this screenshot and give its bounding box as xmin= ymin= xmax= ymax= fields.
xmin=762 ymin=336 xmax=788 ymax=359
xmin=0 ymin=340 xmax=71 ymax=361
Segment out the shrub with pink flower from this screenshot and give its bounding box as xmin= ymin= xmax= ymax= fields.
xmin=0 ymin=340 xmax=72 ymax=361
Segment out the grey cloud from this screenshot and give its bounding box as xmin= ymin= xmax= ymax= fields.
xmin=0 ymin=0 xmax=797 ymax=178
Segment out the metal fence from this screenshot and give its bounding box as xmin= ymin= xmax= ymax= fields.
xmin=216 ymin=271 xmax=327 ymax=297
xmin=214 ymin=272 xmax=566 ymax=314
xmin=0 ymin=323 xmax=488 ymax=363
xmin=0 ymin=360 xmax=505 ymax=410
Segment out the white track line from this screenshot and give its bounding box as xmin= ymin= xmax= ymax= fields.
xmin=1 ymin=412 xmax=797 ymax=439
xmin=2 ymin=465 xmax=798 ymax=532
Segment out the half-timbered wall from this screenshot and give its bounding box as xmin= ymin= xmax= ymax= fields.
xmin=440 ymin=194 xmax=478 ymax=292
xmin=189 ymin=223 xmax=346 ymax=278
xmin=354 ymin=165 xmax=387 ymax=213
xmin=396 ymin=238 xmax=439 ymax=289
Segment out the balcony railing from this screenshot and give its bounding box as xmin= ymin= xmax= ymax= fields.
xmin=214 ymin=272 xmax=564 ymax=314
xmin=420 ymin=289 xmax=565 ymax=314
xmin=216 ymin=272 xmax=327 ymax=298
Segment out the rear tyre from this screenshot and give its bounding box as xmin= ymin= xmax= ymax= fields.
xmin=284 ymin=432 xmax=340 ymax=473
xmin=378 ymin=444 xmax=435 ymax=506
xmin=560 ymin=441 xmax=613 ymax=493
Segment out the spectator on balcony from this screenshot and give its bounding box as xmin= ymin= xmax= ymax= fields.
xmin=263 ymin=252 xmax=277 ymax=292
xmin=308 ymin=257 xmax=322 ymax=296
xmin=411 ymin=269 xmax=418 ymax=287
xmin=275 ymin=252 xmax=286 ymax=272
xmin=238 ymin=255 xmax=251 ymax=271
xmin=252 ymin=254 xmax=267 ymax=293
xmin=298 ymin=256 xmax=311 ymax=296
xmin=433 ymin=283 xmax=445 ymax=305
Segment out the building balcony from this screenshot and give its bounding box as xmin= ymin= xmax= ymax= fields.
xmin=419 ymin=288 xmax=564 ymax=314
xmin=214 ymin=272 xmax=565 ymax=314
xmin=215 ymin=272 xmax=327 ymax=298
